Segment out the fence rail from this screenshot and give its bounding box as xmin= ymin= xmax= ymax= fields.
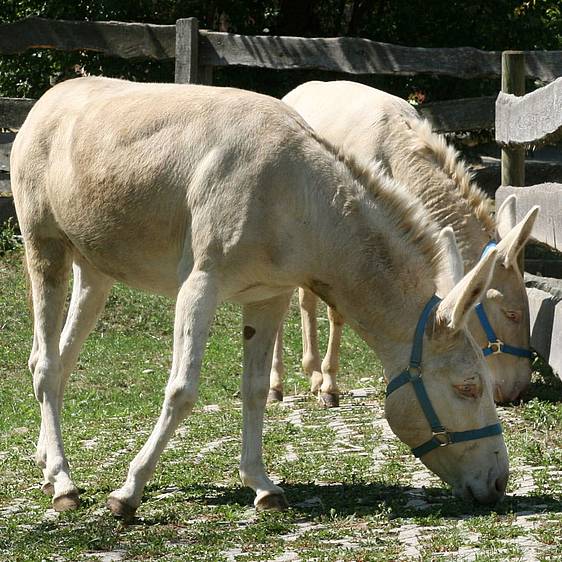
xmin=0 ymin=17 xmax=175 ymax=60
xmin=0 ymin=93 xmax=497 ymax=134
xmin=2 ymin=17 xmax=562 ymax=82
xmin=496 ymin=77 xmax=562 ymax=146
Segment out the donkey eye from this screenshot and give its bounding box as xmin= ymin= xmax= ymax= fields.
xmin=504 ymin=310 xmax=521 ymax=323
xmin=453 ymin=383 xmax=482 ymax=399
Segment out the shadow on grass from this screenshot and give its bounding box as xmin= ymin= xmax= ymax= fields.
xmin=141 ymin=481 xmax=562 ymax=523
xmin=521 ymin=356 xmax=562 ymax=404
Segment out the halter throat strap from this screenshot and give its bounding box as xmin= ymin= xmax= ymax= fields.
xmin=476 ymin=240 xmax=532 ymax=359
xmin=386 ymin=294 xmax=503 ymax=458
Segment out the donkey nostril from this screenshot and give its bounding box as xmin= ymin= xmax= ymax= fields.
xmin=494 ymin=473 xmax=508 ymax=495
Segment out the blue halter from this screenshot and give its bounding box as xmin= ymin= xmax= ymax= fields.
xmin=475 ymin=241 xmax=532 ymax=359
xmin=386 ymin=294 xmax=503 ymax=458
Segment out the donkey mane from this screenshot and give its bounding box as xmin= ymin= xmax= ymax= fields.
xmin=403 ymin=117 xmax=495 ymax=236
xmin=303 ymin=123 xmax=442 ymax=281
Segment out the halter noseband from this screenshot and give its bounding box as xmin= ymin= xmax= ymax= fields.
xmin=385 ymin=294 xmax=503 ymax=458
xmin=475 ymin=241 xmax=532 ymax=359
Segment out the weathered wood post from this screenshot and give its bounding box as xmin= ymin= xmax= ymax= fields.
xmin=175 ymin=18 xmax=213 ymax=85
xmin=500 ymin=51 xmax=526 ymax=272
xmin=500 ymin=51 xmax=525 ymax=187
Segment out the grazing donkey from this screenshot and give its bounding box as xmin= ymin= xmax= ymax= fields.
xmin=12 ymin=77 xmax=507 ymax=517
xmin=279 ymin=80 xmax=538 ymax=406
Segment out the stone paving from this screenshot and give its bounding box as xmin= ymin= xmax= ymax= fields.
xmin=226 ymin=388 xmax=561 ymax=562
xmin=4 ymin=387 xmax=559 ymax=561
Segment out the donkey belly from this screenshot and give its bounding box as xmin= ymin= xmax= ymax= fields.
xmin=58 ymin=198 xmax=189 ymax=297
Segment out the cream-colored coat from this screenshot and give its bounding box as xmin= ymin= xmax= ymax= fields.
xmin=282 ymin=80 xmax=538 ymax=405
xmin=12 ymin=77 xmax=507 ymax=517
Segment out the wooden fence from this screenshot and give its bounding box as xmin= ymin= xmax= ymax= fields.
xmin=1 ymin=18 xmax=561 ymax=197
xmin=1 ymin=18 xmax=561 ymax=373
xmin=495 ymin=52 xmax=562 ymax=377
xmin=2 ymin=16 xmax=562 ymax=133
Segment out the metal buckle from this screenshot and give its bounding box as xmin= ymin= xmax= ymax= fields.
xmin=408 ymin=365 xmax=422 ymax=379
xmin=487 ymin=340 xmax=504 ymax=355
xmin=432 ymin=430 xmax=451 ymax=447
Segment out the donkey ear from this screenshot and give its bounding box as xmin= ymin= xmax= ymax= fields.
xmin=495 ymin=195 xmax=517 ymax=240
xmin=436 ymin=247 xmax=497 ymax=333
xmin=495 ymin=206 xmax=539 ymax=269
xmin=435 ymin=226 xmax=464 ymax=297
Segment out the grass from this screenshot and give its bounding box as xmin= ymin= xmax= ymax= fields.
xmin=1 ymin=242 xmax=562 ymax=561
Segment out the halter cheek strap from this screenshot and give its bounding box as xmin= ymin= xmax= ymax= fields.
xmin=476 ymin=241 xmax=532 ymax=359
xmin=386 ymin=294 xmax=503 ymax=458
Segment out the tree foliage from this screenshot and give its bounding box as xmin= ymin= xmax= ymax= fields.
xmin=0 ymin=0 xmax=560 ymax=101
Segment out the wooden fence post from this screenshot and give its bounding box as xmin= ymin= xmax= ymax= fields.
xmin=175 ymin=18 xmax=213 ymax=85
xmin=500 ymin=51 xmax=526 ymax=272
xmin=500 ymin=51 xmax=525 ymax=187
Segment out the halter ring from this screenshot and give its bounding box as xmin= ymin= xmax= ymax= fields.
xmin=487 ymin=340 xmax=504 ymax=355
xmin=432 ymin=430 xmax=451 ymax=447
xmin=408 ymin=365 xmax=422 ymax=379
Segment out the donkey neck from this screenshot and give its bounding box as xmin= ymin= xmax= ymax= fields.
xmin=294 ymin=154 xmax=439 ymax=366
xmin=385 ymin=129 xmax=494 ymax=269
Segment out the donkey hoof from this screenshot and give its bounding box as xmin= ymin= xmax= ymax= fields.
xmin=107 ymin=495 xmax=137 ymax=521
xmin=267 ymin=389 xmax=284 ymax=403
xmin=319 ymin=392 xmax=340 ymax=408
xmin=53 ymin=492 xmax=80 ymax=512
xmin=41 ymin=482 xmax=55 ymax=496
xmin=255 ymin=492 xmax=289 ymax=512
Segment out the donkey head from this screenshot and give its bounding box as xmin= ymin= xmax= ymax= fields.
xmin=469 ymin=197 xmax=538 ymax=403
xmin=385 ymin=227 xmax=508 ymax=505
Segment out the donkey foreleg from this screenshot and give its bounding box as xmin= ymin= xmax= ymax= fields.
xmin=319 ymin=306 xmax=344 ymax=408
xmin=37 ymin=259 xmax=113 ymax=496
xmin=240 ymin=293 xmax=292 ymax=510
xmin=107 ymin=269 xmax=218 ymax=520
xmin=299 ymin=288 xmax=323 ymax=394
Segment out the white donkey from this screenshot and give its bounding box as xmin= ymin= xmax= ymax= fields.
xmin=278 ymin=80 xmax=538 ymax=406
xmin=12 ymin=77 xmax=507 ymax=518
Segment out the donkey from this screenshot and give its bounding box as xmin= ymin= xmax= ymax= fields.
xmin=278 ymin=80 xmax=538 ymax=407
xmin=11 ymin=76 xmax=507 ymax=517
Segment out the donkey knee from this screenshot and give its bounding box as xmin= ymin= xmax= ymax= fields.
xmin=165 ymin=382 xmax=198 ymax=414
xmin=32 ymin=359 xmax=63 ymax=402
xmin=302 ymin=353 xmax=318 ymax=376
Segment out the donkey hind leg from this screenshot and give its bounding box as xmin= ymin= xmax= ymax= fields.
xmin=37 ymin=259 xmax=113 ymax=497
xmin=299 ymin=288 xmax=323 ymax=394
xmin=240 ymin=292 xmax=293 ymax=510
xmin=26 ymin=237 xmax=80 ymax=510
xmin=107 ymin=269 xmax=218 ymax=520
xmin=319 ymin=307 xmax=344 ymax=408
xmin=267 ymin=307 xmax=289 ymax=403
